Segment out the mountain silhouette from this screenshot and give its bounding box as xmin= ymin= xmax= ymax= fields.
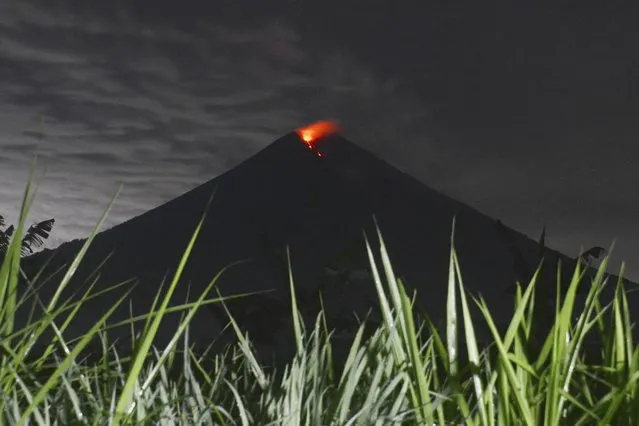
xmin=14 ymin=129 xmax=637 ymax=364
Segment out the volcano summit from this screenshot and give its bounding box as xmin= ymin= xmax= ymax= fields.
xmin=15 ymin=124 xmax=635 ymax=363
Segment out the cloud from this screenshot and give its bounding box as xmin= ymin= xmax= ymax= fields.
xmin=1 ymin=1 xmax=637 ymax=282
xmin=0 ymin=1 xmax=434 ymax=252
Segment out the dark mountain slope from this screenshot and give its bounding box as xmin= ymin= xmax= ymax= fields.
xmin=15 ymin=131 xmax=636 ymax=363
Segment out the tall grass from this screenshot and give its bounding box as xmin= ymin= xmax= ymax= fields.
xmin=0 ymin=172 xmax=637 ymax=425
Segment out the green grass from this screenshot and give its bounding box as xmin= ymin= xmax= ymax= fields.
xmin=0 ymin=170 xmax=638 ymax=425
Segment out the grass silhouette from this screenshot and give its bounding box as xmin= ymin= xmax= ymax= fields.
xmin=0 ymin=166 xmax=638 ymax=425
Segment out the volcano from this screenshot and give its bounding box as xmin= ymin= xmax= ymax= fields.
xmin=15 ymin=127 xmax=637 ymax=363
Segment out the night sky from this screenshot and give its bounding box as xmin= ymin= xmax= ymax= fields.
xmin=1 ymin=1 xmax=638 ymax=280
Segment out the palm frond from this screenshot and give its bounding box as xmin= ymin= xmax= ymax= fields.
xmin=0 ymin=231 xmax=10 ymax=256
xmin=0 ymin=218 xmax=12 ymax=256
xmin=20 ymin=218 xmax=55 ymax=256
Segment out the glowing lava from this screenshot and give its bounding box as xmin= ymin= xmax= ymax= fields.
xmin=295 ymin=120 xmax=341 ymax=157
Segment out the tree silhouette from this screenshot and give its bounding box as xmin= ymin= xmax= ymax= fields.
xmin=0 ymin=214 xmax=55 ymax=257
xmin=578 ymin=246 xmax=606 ymax=267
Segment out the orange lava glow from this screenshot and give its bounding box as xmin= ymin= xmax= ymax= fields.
xmin=295 ymin=120 xmax=340 ymax=156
